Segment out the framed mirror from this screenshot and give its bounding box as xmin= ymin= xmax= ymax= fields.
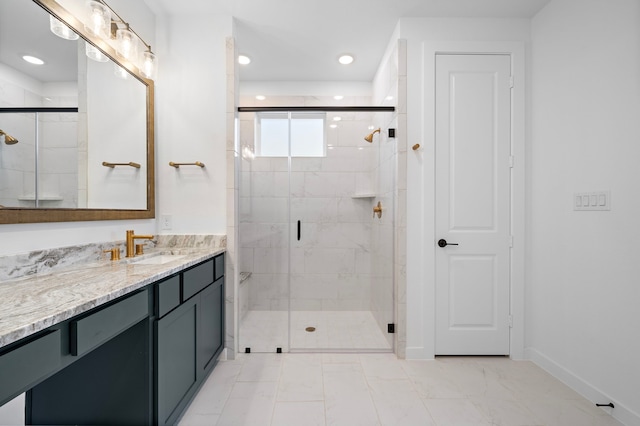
xmin=0 ymin=0 xmax=154 ymax=224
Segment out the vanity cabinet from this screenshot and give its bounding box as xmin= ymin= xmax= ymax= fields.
xmin=0 ymin=252 xmax=225 ymax=426
xmin=155 ymin=254 xmax=225 ymax=426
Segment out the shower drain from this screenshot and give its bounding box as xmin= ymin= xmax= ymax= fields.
xmin=305 ymin=326 xmax=316 ymax=332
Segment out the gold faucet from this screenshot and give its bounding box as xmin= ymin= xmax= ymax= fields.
xmin=125 ymin=230 xmax=154 ymax=258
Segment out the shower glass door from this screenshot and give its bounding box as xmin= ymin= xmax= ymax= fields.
xmin=238 ymin=107 xmax=395 ymax=353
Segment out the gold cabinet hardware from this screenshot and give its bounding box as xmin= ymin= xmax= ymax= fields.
xmin=103 ymin=248 xmax=121 ymax=261
xmin=125 ymin=230 xmax=154 ymax=258
xmin=412 ymin=144 xmax=420 ymax=151
xmin=169 ymin=161 xmax=205 ymax=168
xmin=373 ymin=201 xmax=383 ymax=219
xmin=102 ymin=161 xmax=141 ymax=168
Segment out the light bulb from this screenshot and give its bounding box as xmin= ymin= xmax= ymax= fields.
xmin=114 ymin=64 xmax=129 ymax=80
xmin=50 ymin=15 xmax=79 ymax=40
xmin=141 ymin=51 xmax=156 ymax=79
xmin=85 ymin=1 xmax=110 ymax=37
xmin=85 ymin=42 xmax=109 ymax=62
xmin=116 ymin=28 xmax=138 ymax=61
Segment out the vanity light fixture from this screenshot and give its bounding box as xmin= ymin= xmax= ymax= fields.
xmin=338 ymin=54 xmax=354 ymax=65
xmin=82 ymin=0 xmax=157 ymax=79
xmin=238 ymin=55 xmax=251 ymax=65
xmin=49 ymin=15 xmax=79 ymax=40
xmin=22 ymin=55 xmax=44 ymax=65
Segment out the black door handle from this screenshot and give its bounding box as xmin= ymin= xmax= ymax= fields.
xmin=438 ymin=239 xmax=459 ymax=247
xmin=297 ymin=220 xmax=301 ymax=241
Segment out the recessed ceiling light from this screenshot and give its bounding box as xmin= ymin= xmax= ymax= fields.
xmin=23 ymin=55 xmax=44 ymax=65
xmin=332 ymin=116 xmax=342 ymax=121
xmin=334 ymin=95 xmax=344 ymax=100
xmin=338 ymin=54 xmax=354 ymax=65
xmin=386 ymin=95 xmax=394 ymax=101
xmin=329 ymin=124 xmax=338 ymax=129
xmin=255 ymin=95 xmax=266 ymax=100
xmin=238 ymin=55 xmax=251 ymax=65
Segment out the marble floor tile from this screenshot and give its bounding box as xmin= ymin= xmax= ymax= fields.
xmin=423 ymin=398 xmax=492 ymax=425
xmin=178 ymin=354 xmax=624 ymax=426
xmin=271 ymin=401 xmax=326 ymax=426
xmin=367 ymin=378 xmax=436 ymax=425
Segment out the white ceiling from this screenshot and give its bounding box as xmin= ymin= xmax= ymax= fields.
xmin=0 ymin=0 xmax=552 ymax=85
xmin=151 ymin=0 xmax=552 ymax=82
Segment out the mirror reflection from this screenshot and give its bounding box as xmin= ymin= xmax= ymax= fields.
xmin=0 ymin=0 xmax=148 ymax=211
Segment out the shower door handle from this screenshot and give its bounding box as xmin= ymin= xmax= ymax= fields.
xmin=297 ymin=220 xmax=301 ymax=241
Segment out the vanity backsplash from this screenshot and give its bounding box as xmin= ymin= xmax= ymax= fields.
xmin=0 ymin=235 xmax=226 ymax=281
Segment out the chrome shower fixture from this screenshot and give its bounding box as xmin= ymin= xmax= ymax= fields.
xmin=0 ymin=129 xmax=18 ymax=144
xmin=364 ymin=128 xmax=380 ymax=143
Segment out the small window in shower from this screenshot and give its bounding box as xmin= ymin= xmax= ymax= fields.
xmin=255 ymin=112 xmax=326 ymax=157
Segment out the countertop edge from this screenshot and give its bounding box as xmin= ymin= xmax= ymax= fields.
xmin=0 ymin=248 xmax=225 ymax=350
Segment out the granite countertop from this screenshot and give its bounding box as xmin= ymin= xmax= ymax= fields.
xmin=0 ymin=247 xmax=225 ymax=350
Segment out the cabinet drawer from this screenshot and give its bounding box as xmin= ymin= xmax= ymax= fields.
xmin=156 ymin=275 xmax=181 ymax=318
xmin=71 ymin=290 xmax=148 ymax=356
xmin=214 ymin=254 xmax=224 ymax=280
xmin=183 ymin=259 xmax=214 ymax=301
xmin=0 ymin=330 xmax=61 ymax=405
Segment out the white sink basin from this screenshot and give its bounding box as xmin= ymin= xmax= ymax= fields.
xmin=132 ymin=255 xmax=186 ymax=265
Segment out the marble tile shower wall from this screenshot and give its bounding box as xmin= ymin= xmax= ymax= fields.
xmin=0 ymin=75 xmax=78 ymax=208
xmin=238 ymin=99 xmax=379 ymax=313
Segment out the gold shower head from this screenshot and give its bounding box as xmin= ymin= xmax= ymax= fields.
xmin=0 ymin=129 xmax=18 ymax=144
xmin=364 ymin=128 xmax=380 ymax=143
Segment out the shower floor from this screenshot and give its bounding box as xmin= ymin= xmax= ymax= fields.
xmin=238 ymin=310 xmax=392 ymax=353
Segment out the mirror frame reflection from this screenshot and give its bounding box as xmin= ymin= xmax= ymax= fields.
xmin=0 ymin=0 xmax=155 ymax=224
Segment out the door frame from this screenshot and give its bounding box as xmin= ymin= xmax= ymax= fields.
xmin=420 ymin=42 xmax=526 ymax=359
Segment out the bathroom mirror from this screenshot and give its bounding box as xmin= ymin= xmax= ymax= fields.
xmin=0 ymin=0 xmax=154 ymax=223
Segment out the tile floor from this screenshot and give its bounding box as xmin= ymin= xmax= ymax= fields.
xmin=178 ymin=353 xmax=623 ymax=426
xmin=239 ymin=311 xmax=392 ymax=352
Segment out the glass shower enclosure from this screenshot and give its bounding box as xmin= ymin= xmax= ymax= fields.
xmin=238 ymin=106 xmax=395 ymax=353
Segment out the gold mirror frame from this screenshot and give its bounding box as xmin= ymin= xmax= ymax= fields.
xmin=0 ymin=0 xmax=155 ymax=224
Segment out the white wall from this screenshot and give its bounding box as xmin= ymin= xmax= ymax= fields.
xmin=398 ymin=18 xmax=531 ymax=359
xmin=154 ymin=14 xmax=231 ymax=234
xmin=529 ymin=0 xmax=640 ymax=423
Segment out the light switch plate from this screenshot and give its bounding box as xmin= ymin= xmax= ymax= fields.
xmin=574 ymin=191 xmax=610 ymax=211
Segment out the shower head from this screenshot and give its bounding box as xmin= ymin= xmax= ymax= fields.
xmin=364 ymin=128 xmax=380 ymax=143
xmin=0 ymin=129 xmax=18 ymax=144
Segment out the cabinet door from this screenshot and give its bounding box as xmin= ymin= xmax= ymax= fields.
xmin=156 ymin=298 xmax=197 ymax=426
xmin=197 ymin=277 xmax=224 ymax=377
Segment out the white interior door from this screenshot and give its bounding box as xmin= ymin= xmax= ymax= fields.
xmin=434 ymin=54 xmax=512 ymax=355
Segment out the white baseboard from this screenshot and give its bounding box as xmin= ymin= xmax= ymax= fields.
xmin=525 ymin=348 xmax=639 ymax=426
xmin=405 ymin=346 xmax=435 ymax=360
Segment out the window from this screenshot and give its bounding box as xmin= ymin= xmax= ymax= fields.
xmin=255 ymin=112 xmax=325 ymax=157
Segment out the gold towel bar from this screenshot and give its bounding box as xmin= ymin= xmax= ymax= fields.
xmin=169 ymin=161 xmax=205 ymax=168
xmin=102 ymin=161 xmax=141 ymax=168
